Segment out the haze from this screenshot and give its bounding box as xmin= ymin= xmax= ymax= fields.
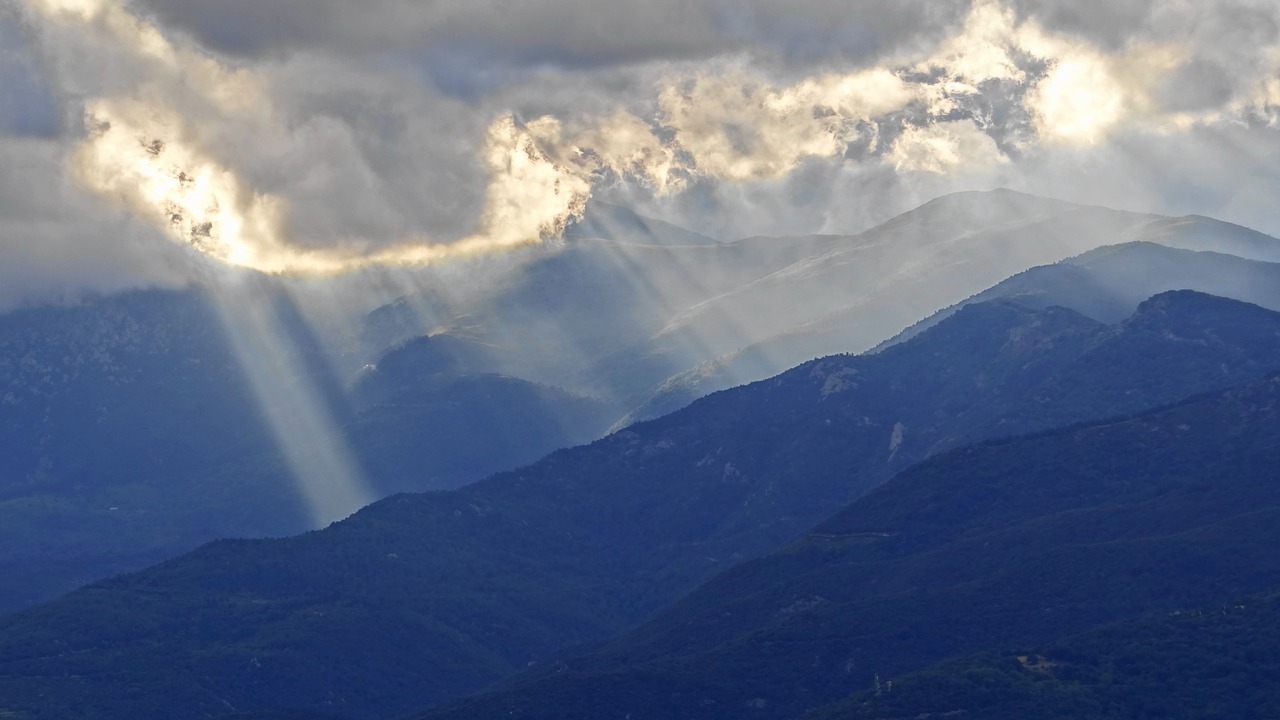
xmin=1 ymin=0 xmax=1278 ymax=305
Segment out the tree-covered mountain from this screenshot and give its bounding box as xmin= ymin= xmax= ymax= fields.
xmin=1 ymin=291 xmax=1279 ymax=719
xmin=6 ymin=190 xmax=1275 ymax=614
xmin=0 ymin=289 xmax=315 ymax=611
xmin=420 ymin=371 xmax=1280 ymax=720
xmin=808 ymin=588 xmax=1280 ymax=720
xmin=0 ymin=287 xmax=614 ymax=613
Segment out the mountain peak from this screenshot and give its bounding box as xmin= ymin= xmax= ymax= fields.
xmin=1130 ymin=288 xmax=1271 ymax=324
xmin=907 ymin=187 xmax=1080 ymax=219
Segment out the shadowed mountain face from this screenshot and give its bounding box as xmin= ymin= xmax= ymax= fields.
xmin=811 ymin=588 xmax=1280 ymax=720
xmin=2 ymin=291 xmax=1279 ymax=720
xmin=418 ymin=371 xmax=1280 ymax=720
xmin=0 ymin=289 xmax=314 ymax=611
xmin=0 ymin=288 xmax=615 ymax=614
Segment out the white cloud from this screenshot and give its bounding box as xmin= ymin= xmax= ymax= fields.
xmin=2 ymin=0 xmax=1280 ymax=301
xmin=890 ymin=119 xmax=1008 ymax=173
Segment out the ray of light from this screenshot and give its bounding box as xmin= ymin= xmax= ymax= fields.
xmin=31 ymin=0 xmax=1218 ymax=281
xmin=207 ymin=274 xmax=374 ymax=526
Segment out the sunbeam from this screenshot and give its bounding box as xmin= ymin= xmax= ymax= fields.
xmin=207 ymin=274 xmax=374 ymax=525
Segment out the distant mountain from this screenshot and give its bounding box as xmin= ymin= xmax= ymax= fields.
xmin=1134 ymin=213 xmax=1280 ymax=263
xmin=366 ymin=188 xmax=1238 ymax=415
xmin=0 ymin=288 xmax=614 ymax=613
xmin=877 ymin=240 xmax=1280 ymax=349
xmin=628 ymin=228 xmax=1280 ymax=425
xmin=421 ymin=371 xmax=1280 ymax=720
xmin=0 ymin=289 xmax=316 ymax=611
xmin=346 ymin=336 xmax=614 ymax=494
xmin=3 ymin=291 xmax=1280 ymax=719
xmin=8 ymin=190 xmax=1273 ymax=612
xmin=363 ymin=219 xmax=840 ymax=401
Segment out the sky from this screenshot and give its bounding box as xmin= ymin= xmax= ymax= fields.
xmin=2 ymin=0 xmax=1280 ymax=307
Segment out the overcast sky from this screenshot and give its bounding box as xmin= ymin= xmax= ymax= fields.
xmin=2 ymin=0 xmax=1279 ymax=305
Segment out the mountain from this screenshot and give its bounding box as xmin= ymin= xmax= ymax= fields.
xmin=601 ymin=193 xmax=1280 ymax=422
xmin=809 ymin=588 xmax=1280 ymax=720
xmin=367 ymin=189 xmax=1280 ymax=420
xmin=7 ymin=190 xmax=1275 ymax=612
xmin=345 ymin=333 xmax=615 ymax=494
xmin=0 ymin=287 xmax=614 ymax=613
xmin=362 ymin=217 xmax=840 ymax=401
xmin=877 ymin=240 xmax=1280 ymax=349
xmin=420 ymin=371 xmax=1280 ymax=720
xmin=2 ymin=291 xmax=1280 ymax=719
xmin=0 ymin=288 xmax=318 ymax=611
xmin=563 ymin=201 xmax=720 ymax=247
xmin=1133 ymin=213 xmax=1280 ymax=263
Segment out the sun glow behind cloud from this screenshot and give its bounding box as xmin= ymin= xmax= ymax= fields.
xmin=23 ymin=0 xmax=1280 ymax=277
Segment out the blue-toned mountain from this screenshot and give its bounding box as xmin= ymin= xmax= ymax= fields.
xmin=2 ymin=291 xmax=1279 ymax=719
xmin=419 ymin=370 xmax=1280 ymax=720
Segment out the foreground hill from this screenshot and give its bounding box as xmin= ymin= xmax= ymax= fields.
xmin=2 ymin=292 xmax=1279 ymax=719
xmin=810 ymin=587 xmax=1280 ymax=720
xmin=422 ymin=371 xmax=1280 ymax=720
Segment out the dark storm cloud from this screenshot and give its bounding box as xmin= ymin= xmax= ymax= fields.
xmin=1007 ymin=0 xmax=1157 ymax=48
xmin=1158 ymin=59 xmax=1235 ymax=112
xmin=0 ymin=11 xmax=59 ymax=137
xmin=129 ymin=0 xmax=967 ymax=71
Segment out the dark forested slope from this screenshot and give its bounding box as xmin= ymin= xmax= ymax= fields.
xmin=2 ymin=292 xmax=1279 ymax=719
xmin=422 ymin=372 xmax=1280 ymax=720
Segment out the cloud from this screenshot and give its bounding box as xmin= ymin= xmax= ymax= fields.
xmin=0 ymin=9 xmax=59 ymax=136
xmin=2 ymin=0 xmax=1280 ymax=303
xmin=0 ymin=136 xmax=194 ymax=308
xmin=130 ymin=0 xmax=965 ymax=69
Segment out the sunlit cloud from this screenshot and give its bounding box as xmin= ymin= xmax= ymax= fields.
xmin=890 ymin=119 xmax=1007 ymax=173
xmin=13 ymin=0 xmax=1280 ymax=283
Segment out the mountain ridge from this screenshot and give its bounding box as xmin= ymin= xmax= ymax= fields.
xmin=3 ymin=291 xmax=1280 ymax=719
xmin=419 ymin=370 xmax=1280 ymax=720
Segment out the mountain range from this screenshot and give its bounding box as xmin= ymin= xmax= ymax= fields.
xmin=10 ymin=188 xmax=1280 ymax=616
xmin=2 ymin=190 xmax=1280 ymax=719
xmin=422 ymin=367 xmax=1280 ymax=720
xmin=3 ymin=289 xmax=1280 ymax=719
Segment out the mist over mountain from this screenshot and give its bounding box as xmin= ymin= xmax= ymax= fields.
xmin=879 ymin=240 xmax=1280 ymax=349
xmin=3 ymin=189 xmax=1278 ymax=616
xmin=359 ymin=189 xmax=1280 ymax=433
xmin=624 ymin=207 xmax=1280 ymax=423
xmin=2 ymin=290 xmax=1279 ymax=719
xmin=0 ymin=284 xmax=614 ymax=613
xmin=8 ymin=2 xmax=1280 ymax=718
